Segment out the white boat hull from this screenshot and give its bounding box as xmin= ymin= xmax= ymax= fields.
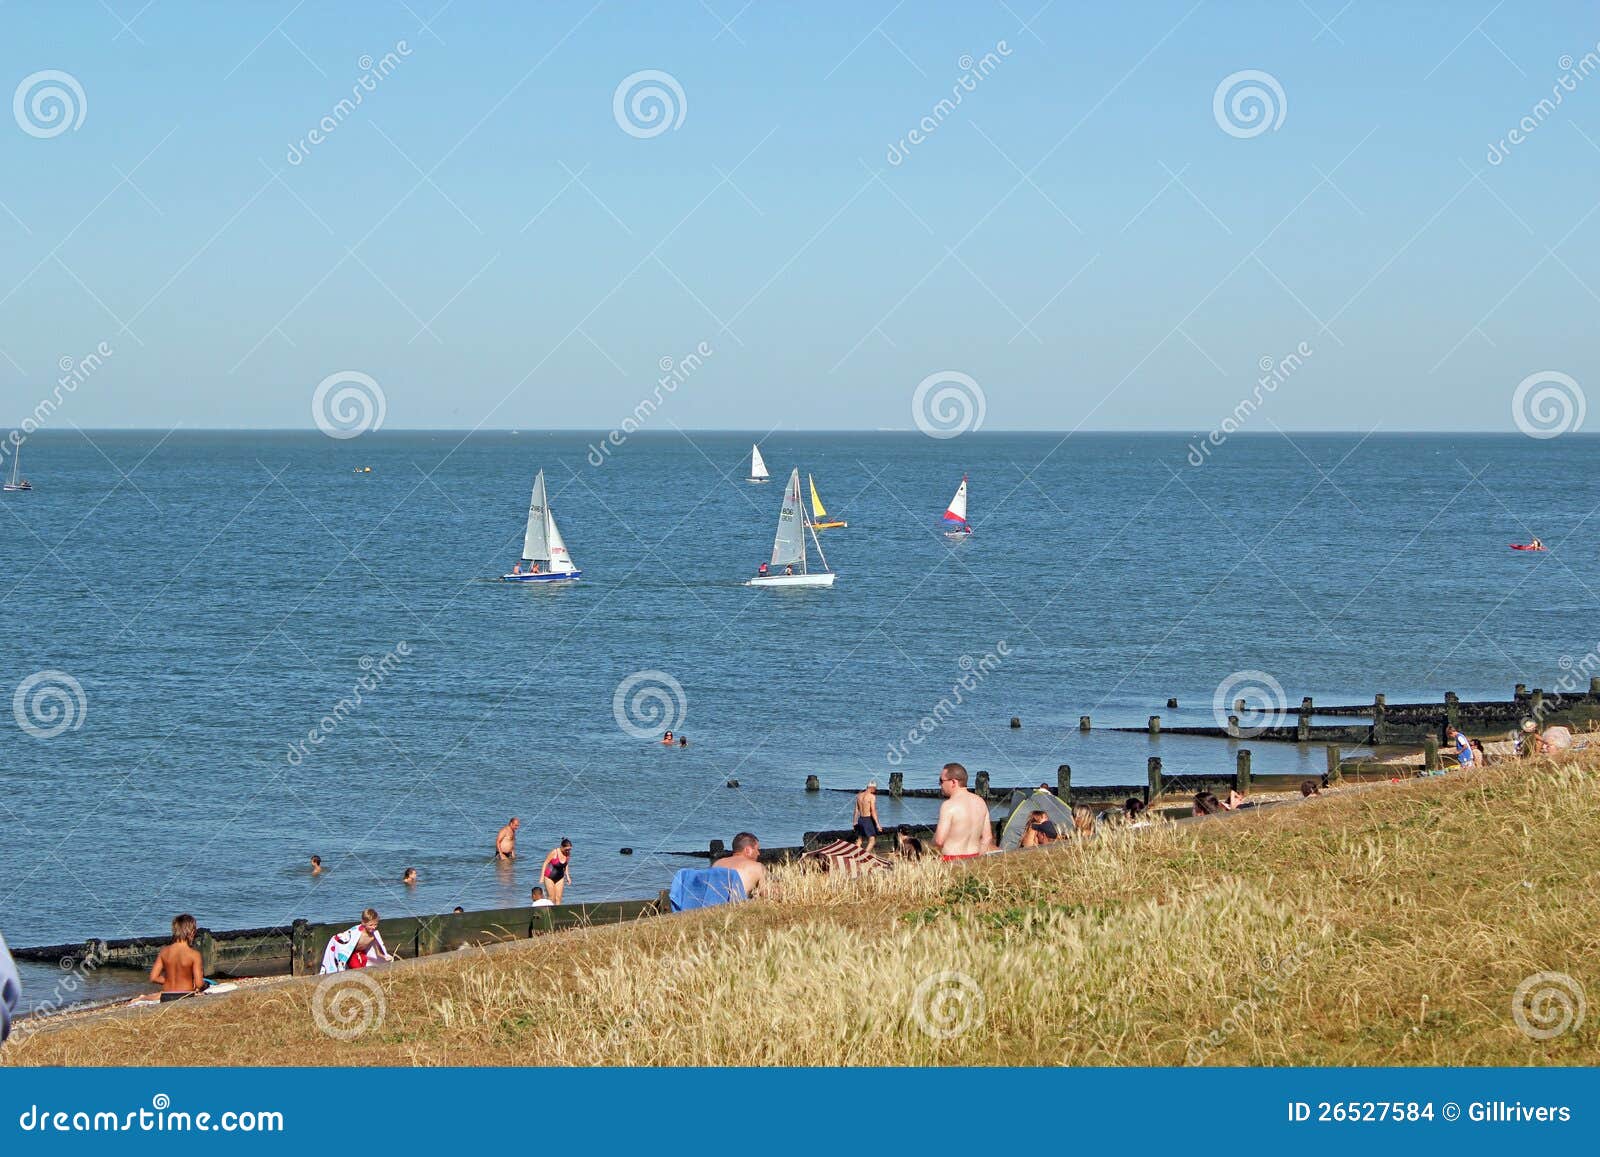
xmin=746 ymin=572 xmax=836 ymax=588
xmin=747 ymin=477 xmax=769 ymax=483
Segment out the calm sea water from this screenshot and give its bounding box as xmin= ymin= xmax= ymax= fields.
xmin=3 ymin=429 xmax=1595 ymax=1008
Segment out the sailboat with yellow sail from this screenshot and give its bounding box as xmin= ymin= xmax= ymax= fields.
xmin=807 ymin=474 xmax=847 ymax=529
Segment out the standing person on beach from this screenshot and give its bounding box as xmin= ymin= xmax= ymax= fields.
xmin=149 ymin=914 xmax=205 ymax=1001
xmin=496 ymin=817 xmax=520 ymax=860
xmin=541 ymin=838 xmax=573 ymax=904
xmin=712 ymin=832 xmax=766 ymax=897
xmin=934 ymin=763 xmax=995 ymax=861
xmin=852 ymin=780 xmax=882 ymax=851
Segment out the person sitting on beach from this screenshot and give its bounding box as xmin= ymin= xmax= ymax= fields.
xmin=896 ymin=826 xmax=926 ymax=859
xmin=541 ymin=838 xmax=573 ymax=904
xmin=496 ymin=816 xmax=520 ymax=860
xmin=1193 ymin=792 xmax=1222 ymax=816
xmin=1445 ymin=725 xmax=1474 ymax=770
xmin=402 ymin=867 xmax=418 ymax=886
xmin=712 ymin=832 xmax=767 ymax=898
xmin=1122 ymin=797 xmax=1149 ymax=827
xmin=853 ymin=780 xmax=882 ymax=851
xmin=1071 ymin=805 xmax=1095 ymax=837
xmin=149 ymin=914 xmax=205 ymax=1002
xmin=530 ymin=886 xmax=554 ymax=908
xmin=934 ymin=762 xmax=995 ymax=861
xmin=1300 ymin=779 xmax=1322 ymax=798
xmin=1222 ymin=789 xmax=1248 ymax=811
xmin=310 ymin=854 xmax=324 ymax=875
xmin=1020 ymin=809 xmax=1058 ymax=848
xmin=319 ymin=908 xmax=392 ymax=973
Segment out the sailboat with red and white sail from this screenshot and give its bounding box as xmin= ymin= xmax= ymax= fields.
xmin=942 ymin=475 xmax=971 ymax=540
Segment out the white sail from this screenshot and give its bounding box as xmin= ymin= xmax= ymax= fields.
xmin=750 ymin=443 xmax=769 ymax=480
xmin=770 ymin=468 xmax=806 ymax=567
xmin=545 ymin=494 xmax=578 ymax=573
xmin=944 ymin=476 xmax=968 ymax=524
xmin=521 ymin=470 xmax=550 ymax=562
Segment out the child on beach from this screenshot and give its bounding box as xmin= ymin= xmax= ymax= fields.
xmin=319 ymin=909 xmax=393 ymax=973
xmin=149 ymin=914 xmax=205 ymax=1002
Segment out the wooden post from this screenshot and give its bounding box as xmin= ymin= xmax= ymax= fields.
xmin=1166 ymin=697 xmax=1179 ymax=709
xmin=1234 ymin=697 xmax=1246 ymax=714
xmin=1590 ymin=677 xmax=1600 ymax=700
xmin=1444 ymin=691 xmax=1459 ymax=729
xmin=1148 ymin=715 xmax=1161 ymax=734
xmin=1226 ymin=714 xmax=1241 ymax=739
xmin=1325 ymin=745 xmax=1342 ymax=784
xmin=1147 ymin=756 xmax=1163 ymax=801
xmin=195 ymin=928 xmax=216 ymax=976
xmin=1514 ymin=682 xmax=1528 ymax=701
xmin=974 ymin=770 xmax=990 ymax=800
xmin=1079 ymin=715 xmax=1091 ymax=731
xmin=291 ymin=919 xmax=310 ymax=977
xmin=888 ymin=771 xmax=903 ymax=798
xmin=1372 ymin=693 xmax=1388 ymax=744
xmin=804 ymin=775 xmax=819 ymax=792
xmin=1009 ymin=716 xmax=1021 ymax=729
xmin=1423 ymin=735 xmax=1440 ymax=771
xmin=1297 ymin=696 xmax=1312 ymax=742
xmin=709 ymin=838 xmax=725 ymax=859
xmin=1531 ymin=688 xmax=1544 ymax=717
xmin=1235 ymin=749 xmax=1252 ymax=793
xmin=1056 ymin=763 xmax=1071 ymax=801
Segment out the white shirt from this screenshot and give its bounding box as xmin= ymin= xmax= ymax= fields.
xmin=531 ymin=898 xmax=554 ymax=908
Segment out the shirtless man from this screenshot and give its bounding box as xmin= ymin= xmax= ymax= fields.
xmin=934 ymin=762 xmax=995 ymax=861
xmin=149 ymin=914 xmax=205 ymax=1002
xmin=852 ymin=780 xmax=882 ymax=851
xmin=495 ymin=816 xmax=520 ymax=860
xmin=712 ymin=831 xmax=766 ymax=898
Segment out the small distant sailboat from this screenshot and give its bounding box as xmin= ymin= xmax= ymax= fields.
xmin=747 ymin=468 xmax=836 ymax=587
xmin=808 ymin=474 xmax=847 ymax=529
xmin=3 ymin=444 xmax=31 ymax=492
xmin=942 ymin=475 xmax=971 ymax=540
xmin=748 ymin=443 xmax=770 ymax=483
xmin=502 ymin=469 xmax=582 ymax=583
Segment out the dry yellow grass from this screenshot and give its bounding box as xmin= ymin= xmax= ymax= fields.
xmin=6 ymin=759 xmax=1598 ymax=1066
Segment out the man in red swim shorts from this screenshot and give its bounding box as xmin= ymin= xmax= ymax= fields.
xmin=934 ymin=762 xmax=995 ymax=861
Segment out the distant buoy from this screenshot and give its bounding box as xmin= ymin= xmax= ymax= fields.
xmin=619 ymin=847 xmax=633 ymax=855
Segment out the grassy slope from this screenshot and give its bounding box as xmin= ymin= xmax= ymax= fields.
xmin=7 ymin=760 xmax=1599 ymax=1066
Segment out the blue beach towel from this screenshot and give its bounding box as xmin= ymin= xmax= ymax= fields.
xmin=669 ymin=866 xmax=747 ymax=912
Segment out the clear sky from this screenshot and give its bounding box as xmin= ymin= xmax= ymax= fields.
xmin=1 ymin=0 xmax=1597 ymax=431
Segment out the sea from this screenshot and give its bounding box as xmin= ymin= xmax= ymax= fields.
xmin=3 ymin=429 xmax=1595 ymax=1011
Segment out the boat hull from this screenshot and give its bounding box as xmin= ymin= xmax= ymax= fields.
xmin=944 ymin=530 xmax=971 ymax=541
xmin=747 ymin=478 xmax=770 ymax=483
xmin=2 ymin=484 xmax=29 ymax=492
xmin=745 ymin=572 xmax=836 ymax=588
xmin=501 ymin=569 xmax=582 ymax=583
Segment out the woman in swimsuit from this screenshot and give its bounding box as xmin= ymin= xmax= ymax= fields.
xmin=541 ymin=838 xmax=573 ymax=905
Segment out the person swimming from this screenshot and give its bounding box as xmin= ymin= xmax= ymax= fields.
xmin=662 ymin=730 xmax=674 ymax=745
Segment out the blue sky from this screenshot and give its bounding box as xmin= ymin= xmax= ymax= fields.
xmin=2 ymin=0 xmax=1598 ymax=431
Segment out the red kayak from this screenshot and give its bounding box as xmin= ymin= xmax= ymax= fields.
xmin=1510 ymin=543 xmax=1548 ymax=552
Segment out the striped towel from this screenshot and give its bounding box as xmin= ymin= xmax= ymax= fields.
xmin=803 ymin=839 xmax=891 ymax=877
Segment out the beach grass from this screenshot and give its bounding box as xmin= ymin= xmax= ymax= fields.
xmin=6 ymin=758 xmax=1598 ymax=1066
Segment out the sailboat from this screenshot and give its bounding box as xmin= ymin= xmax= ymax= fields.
xmin=942 ymin=475 xmax=971 ymax=540
xmin=747 ymin=443 xmax=770 ymax=483
xmin=3 ymin=443 xmax=30 ymax=492
xmin=747 ymin=468 xmax=836 ymax=587
xmin=808 ymin=474 xmax=847 ymax=529
xmin=501 ymin=469 xmax=582 ymax=583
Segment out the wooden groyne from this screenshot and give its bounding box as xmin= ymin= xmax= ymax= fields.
xmin=1107 ymin=682 xmax=1600 ymax=745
